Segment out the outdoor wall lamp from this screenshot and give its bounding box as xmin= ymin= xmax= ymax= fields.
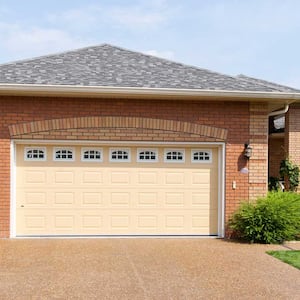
xmin=244 ymin=143 xmax=252 ymax=159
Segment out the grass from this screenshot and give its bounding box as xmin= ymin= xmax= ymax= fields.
xmin=267 ymin=250 xmax=300 ymax=270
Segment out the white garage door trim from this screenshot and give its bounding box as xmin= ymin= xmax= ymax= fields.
xmin=10 ymin=139 xmax=225 ymax=238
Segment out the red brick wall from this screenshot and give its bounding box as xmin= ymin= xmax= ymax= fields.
xmin=0 ymin=139 xmax=10 ymax=238
xmin=269 ymin=137 xmax=284 ymax=178
xmin=0 ymin=95 xmax=269 ymax=237
xmin=249 ymin=103 xmax=268 ymax=200
xmin=285 ymin=105 xmax=300 ymax=166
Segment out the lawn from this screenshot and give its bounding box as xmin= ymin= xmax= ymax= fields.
xmin=267 ymin=250 xmax=300 ymax=270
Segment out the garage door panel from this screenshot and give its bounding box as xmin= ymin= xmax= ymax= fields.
xmin=17 ymin=210 xmax=219 ymax=235
xmin=165 ymin=192 xmax=185 ymax=206
xmin=54 ymin=192 xmax=75 ymax=205
xmin=81 ymin=192 xmax=103 ymax=206
xmin=165 ymin=172 xmax=185 ymax=185
xmin=23 ymin=170 xmax=47 ymax=184
xmin=81 ymin=215 xmax=103 ymax=230
xmin=191 ymin=171 xmax=210 ymax=185
xmin=25 ymin=216 xmax=47 ymax=230
xmin=110 ymin=215 xmax=130 ymax=229
xmin=24 ymin=192 xmax=47 ymax=205
xmin=55 ymin=215 xmax=75 ymax=230
xmin=138 ymin=215 xmax=158 ymax=229
xmin=110 ymin=171 xmax=131 ymax=184
xmin=137 ymin=192 xmax=158 ymax=207
xmin=24 ymin=170 xmax=47 ymax=184
xmin=54 ymin=171 xmax=74 ymax=184
xmin=138 ymin=171 xmax=158 ymax=184
xmin=191 ymin=192 xmax=210 ymax=206
xmin=111 ymin=192 xmax=131 ymax=206
xmin=165 ymin=215 xmax=185 ymax=229
xmin=81 ymin=171 xmax=103 ymax=184
xmin=16 ymin=144 xmax=220 ymax=236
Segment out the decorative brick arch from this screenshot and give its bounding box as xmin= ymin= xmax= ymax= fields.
xmin=8 ymin=116 xmax=228 ymax=141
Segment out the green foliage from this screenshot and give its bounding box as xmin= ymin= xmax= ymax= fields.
xmin=267 ymin=250 xmax=300 ymax=270
xmin=280 ymin=158 xmax=299 ymax=192
xmin=268 ymin=176 xmax=281 ymax=191
xmin=229 ymin=192 xmax=300 ymax=244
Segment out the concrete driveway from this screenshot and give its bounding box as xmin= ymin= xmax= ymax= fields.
xmin=0 ymin=238 xmax=299 ymax=299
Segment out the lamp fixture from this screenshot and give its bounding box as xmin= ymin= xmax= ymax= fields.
xmin=244 ymin=143 xmax=252 ymax=159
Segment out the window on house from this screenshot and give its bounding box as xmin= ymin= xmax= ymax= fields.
xmin=81 ymin=148 xmax=103 ymax=162
xmin=164 ymin=149 xmax=185 ymax=162
xmin=137 ymin=149 xmax=158 ymax=162
xmin=109 ymin=149 xmax=130 ymax=162
xmin=191 ymin=150 xmax=212 ymax=163
xmin=25 ymin=147 xmax=46 ymax=161
xmin=54 ymin=148 xmax=74 ymax=161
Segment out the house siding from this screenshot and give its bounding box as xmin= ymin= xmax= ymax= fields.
xmin=0 ymin=96 xmax=269 ymax=237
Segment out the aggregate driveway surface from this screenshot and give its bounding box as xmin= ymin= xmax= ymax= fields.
xmin=0 ymin=238 xmax=299 ymax=299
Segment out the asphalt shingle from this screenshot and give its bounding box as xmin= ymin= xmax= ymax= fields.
xmin=0 ymin=44 xmax=299 ymax=92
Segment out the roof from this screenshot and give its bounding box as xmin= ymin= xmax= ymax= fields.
xmin=0 ymin=43 xmax=299 ymax=93
xmin=236 ymin=74 xmax=300 ymax=93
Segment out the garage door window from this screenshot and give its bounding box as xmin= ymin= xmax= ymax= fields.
xmin=54 ymin=148 xmax=74 ymax=161
xmin=137 ymin=149 xmax=158 ymax=162
xmin=192 ymin=150 xmax=212 ymax=163
xmin=164 ymin=149 xmax=185 ymax=163
xmin=110 ymin=149 xmax=130 ymax=162
xmin=25 ymin=147 xmax=46 ymax=161
xmin=81 ymin=148 xmax=103 ymax=162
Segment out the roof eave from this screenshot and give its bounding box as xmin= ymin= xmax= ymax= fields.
xmin=0 ymin=83 xmax=300 ymax=102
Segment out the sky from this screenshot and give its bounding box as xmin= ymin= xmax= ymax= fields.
xmin=0 ymin=0 xmax=299 ymax=88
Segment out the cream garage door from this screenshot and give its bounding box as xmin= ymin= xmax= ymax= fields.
xmin=16 ymin=144 xmax=219 ymax=236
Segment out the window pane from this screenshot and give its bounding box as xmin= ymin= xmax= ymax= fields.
xmin=54 ymin=149 xmax=74 ymax=161
xmin=25 ymin=148 xmax=46 ymax=160
xmin=192 ymin=150 xmax=211 ymax=163
xmin=110 ymin=149 xmax=130 ymax=161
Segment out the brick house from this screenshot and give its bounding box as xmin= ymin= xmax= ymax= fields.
xmin=0 ymin=44 xmax=299 ymax=238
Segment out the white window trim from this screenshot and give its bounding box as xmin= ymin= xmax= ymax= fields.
xmin=137 ymin=148 xmax=158 ymax=163
xmin=53 ymin=147 xmax=75 ymax=162
xmin=81 ymin=147 xmax=103 ymax=162
xmin=24 ymin=147 xmax=47 ymax=161
xmin=164 ymin=149 xmax=185 ymax=163
xmin=191 ymin=149 xmax=212 ymax=163
xmin=109 ymin=148 xmax=131 ymax=162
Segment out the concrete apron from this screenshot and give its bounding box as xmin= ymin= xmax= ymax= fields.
xmin=0 ymin=238 xmax=299 ymax=299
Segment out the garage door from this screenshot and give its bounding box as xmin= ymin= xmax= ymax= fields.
xmin=15 ymin=144 xmax=219 ymax=236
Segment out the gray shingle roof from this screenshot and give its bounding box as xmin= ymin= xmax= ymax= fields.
xmin=0 ymin=43 xmax=298 ymax=92
xmin=236 ymin=74 xmax=300 ymax=93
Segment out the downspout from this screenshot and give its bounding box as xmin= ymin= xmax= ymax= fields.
xmin=268 ymin=104 xmax=289 ymax=117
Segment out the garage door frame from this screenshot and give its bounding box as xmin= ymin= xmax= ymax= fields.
xmin=10 ymin=139 xmax=225 ymax=238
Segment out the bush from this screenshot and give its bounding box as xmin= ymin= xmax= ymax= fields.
xmin=229 ymin=192 xmax=300 ymax=244
xmin=280 ymin=158 xmax=299 ymax=192
xmin=268 ymin=176 xmax=281 ymax=191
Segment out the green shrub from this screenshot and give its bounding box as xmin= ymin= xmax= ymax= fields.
xmin=280 ymin=158 xmax=299 ymax=192
xmin=229 ymin=192 xmax=300 ymax=244
xmin=268 ymin=176 xmax=281 ymax=191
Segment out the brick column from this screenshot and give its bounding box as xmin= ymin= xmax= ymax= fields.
xmin=0 ymin=139 xmax=10 ymax=237
xmin=285 ymin=105 xmax=300 ymax=167
xmin=249 ymin=103 xmax=268 ymax=200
